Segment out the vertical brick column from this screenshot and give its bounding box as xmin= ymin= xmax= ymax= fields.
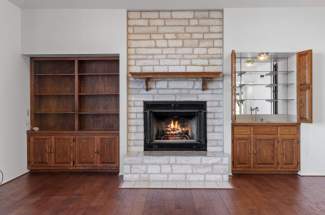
xmin=127 ymin=10 xmax=224 ymax=152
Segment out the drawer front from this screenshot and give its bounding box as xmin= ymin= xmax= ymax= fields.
xmin=233 ymin=126 xmax=251 ymax=135
xmin=279 ymin=126 xmax=298 ymax=136
xmin=253 ymin=126 xmax=277 ymax=135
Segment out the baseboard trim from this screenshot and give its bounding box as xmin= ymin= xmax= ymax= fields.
xmin=298 ymin=171 xmax=325 ymax=176
xmin=0 ymin=171 xmax=30 ymax=187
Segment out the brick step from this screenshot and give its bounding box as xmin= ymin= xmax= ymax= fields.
xmin=123 ymin=152 xmax=229 ymax=182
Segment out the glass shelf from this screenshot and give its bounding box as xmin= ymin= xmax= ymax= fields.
xmin=237 ymin=70 xmax=294 ymax=76
xmin=237 ymin=98 xmax=295 ymax=102
xmin=236 ymin=83 xmax=294 ymax=88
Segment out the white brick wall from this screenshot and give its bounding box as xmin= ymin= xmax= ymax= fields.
xmin=128 ymin=10 xmax=223 ymax=73
xmin=123 ymin=152 xmax=229 ymax=182
xmin=128 ymin=10 xmax=224 ymax=153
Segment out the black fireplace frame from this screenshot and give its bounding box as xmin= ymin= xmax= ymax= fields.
xmin=144 ymin=101 xmax=207 ymax=151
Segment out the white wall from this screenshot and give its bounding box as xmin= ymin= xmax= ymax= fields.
xmin=224 ymin=8 xmax=325 ymax=175
xmin=0 ymin=0 xmax=29 ymax=184
xmin=22 ymin=9 xmax=128 ymax=173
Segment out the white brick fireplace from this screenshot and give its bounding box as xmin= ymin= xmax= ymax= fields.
xmin=122 ymin=10 xmax=229 ymax=187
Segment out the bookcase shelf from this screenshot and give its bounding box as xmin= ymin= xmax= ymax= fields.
xmin=31 ymin=57 xmax=120 ymax=132
xmin=78 ymin=73 xmax=119 ymax=76
xmin=35 ymin=112 xmax=75 ymax=114
xmin=34 ymin=93 xmax=75 ymax=96
xmin=33 ymin=74 xmax=75 ymax=76
xmin=78 ymin=112 xmax=119 ymax=115
xmin=78 ymin=93 xmax=120 ymax=96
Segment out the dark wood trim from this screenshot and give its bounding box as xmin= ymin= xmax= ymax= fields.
xmin=28 ymin=131 xmax=119 ymax=135
xmin=129 ymin=71 xmax=223 ymax=79
xmin=232 ymin=170 xmax=298 ymax=174
xmin=232 ymin=122 xmax=300 ymax=126
xmin=74 ymin=59 xmax=79 ymax=131
xmin=129 ymin=71 xmax=223 ymax=91
xmin=29 ymin=169 xmax=119 ymax=173
xmin=30 ymin=59 xmax=34 ymax=129
xmin=31 ymin=56 xmax=119 ymax=61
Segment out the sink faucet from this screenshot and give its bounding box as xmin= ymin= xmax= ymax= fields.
xmin=250 ymin=107 xmax=260 ymax=121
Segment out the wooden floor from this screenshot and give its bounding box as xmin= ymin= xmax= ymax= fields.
xmin=1 ymin=173 xmax=325 ymax=215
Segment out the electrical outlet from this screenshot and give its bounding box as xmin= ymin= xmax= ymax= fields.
xmin=0 ymin=169 xmax=3 ymax=185
xmin=26 ymin=109 xmax=30 ymax=129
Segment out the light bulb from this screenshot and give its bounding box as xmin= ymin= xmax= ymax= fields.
xmin=257 ymin=53 xmax=270 ymax=61
xmin=245 ymin=59 xmax=255 ymax=67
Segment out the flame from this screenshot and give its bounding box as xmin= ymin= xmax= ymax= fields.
xmin=160 ymin=119 xmax=192 ymax=140
xmin=166 ymin=119 xmax=188 ymax=135
xmin=168 ymin=120 xmax=180 ymax=130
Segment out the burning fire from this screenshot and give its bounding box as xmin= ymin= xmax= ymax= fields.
xmin=165 ymin=120 xmax=189 ymax=136
xmin=157 ymin=118 xmax=192 ymax=140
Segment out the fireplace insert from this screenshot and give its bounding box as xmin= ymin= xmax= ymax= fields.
xmin=144 ymin=101 xmax=207 ymax=151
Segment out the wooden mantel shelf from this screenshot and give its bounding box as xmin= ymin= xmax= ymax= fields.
xmin=129 ymin=72 xmax=223 ymax=91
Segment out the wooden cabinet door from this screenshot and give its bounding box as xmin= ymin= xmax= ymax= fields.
xmin=279 ymin=137 xmax=299 ymax=170
xmin=253 ymin=136 xmax=278 ymax=169
xmin=29 ymin=136 xmax=52 ymax=168
xmin=52 ymin=136 xmax=74 ymax=168
xmin=96 ymin=135 xmax=119 ymax=168
xmin=75 ymin=136 xmax=97 ymax=167
xmin=233 ymin=135 xmax=252 ymax=169
xmin=297 ymin=50 xmax=313 ymax=123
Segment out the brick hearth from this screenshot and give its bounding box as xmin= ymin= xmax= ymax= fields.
xmin=123 ymin=152 xmax=229 ymax=182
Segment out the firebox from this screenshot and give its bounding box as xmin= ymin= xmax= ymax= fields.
xmin=144 ymin=101 xmax=207 ymax=151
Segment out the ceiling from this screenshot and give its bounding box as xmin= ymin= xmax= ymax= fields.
xmin=9 ymin=0 xmax=325 ymax=9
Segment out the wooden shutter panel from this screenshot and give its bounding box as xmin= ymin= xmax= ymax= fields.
xmin=231 ymin=50 xmax=237 ymax=121
xmin=297 ymin=50 xmax=313 ymax=123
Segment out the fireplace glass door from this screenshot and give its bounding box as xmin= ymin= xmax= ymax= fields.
xmin=144 ymin=101 xmax=207 ymax=151
xmin=152 ymin=112 xmax=198 ymax=143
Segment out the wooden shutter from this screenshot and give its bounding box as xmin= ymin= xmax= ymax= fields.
xmin=231 ymin=50 xmax=237 ymax=121
xmin=297 ymin=50 xmax=313 ymax=123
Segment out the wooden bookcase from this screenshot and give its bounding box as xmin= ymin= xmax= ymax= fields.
xmin=28 ymin=57 xmax=119 ymax=172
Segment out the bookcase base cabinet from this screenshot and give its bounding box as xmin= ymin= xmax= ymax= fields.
xmin=27 ymin=132 xmax=119 ymax=173
xmin=232 ymin=124 xmax=300 ymax=174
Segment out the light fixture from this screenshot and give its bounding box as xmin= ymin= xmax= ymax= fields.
xmin=245 ymin=59 xmax=255 ymax=67
xmin=257 ymin=53 xmax=270 ymax=61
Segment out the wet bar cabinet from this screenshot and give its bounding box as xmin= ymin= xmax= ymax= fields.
xmin=231 ymin=50 xmax=312 ymax=174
